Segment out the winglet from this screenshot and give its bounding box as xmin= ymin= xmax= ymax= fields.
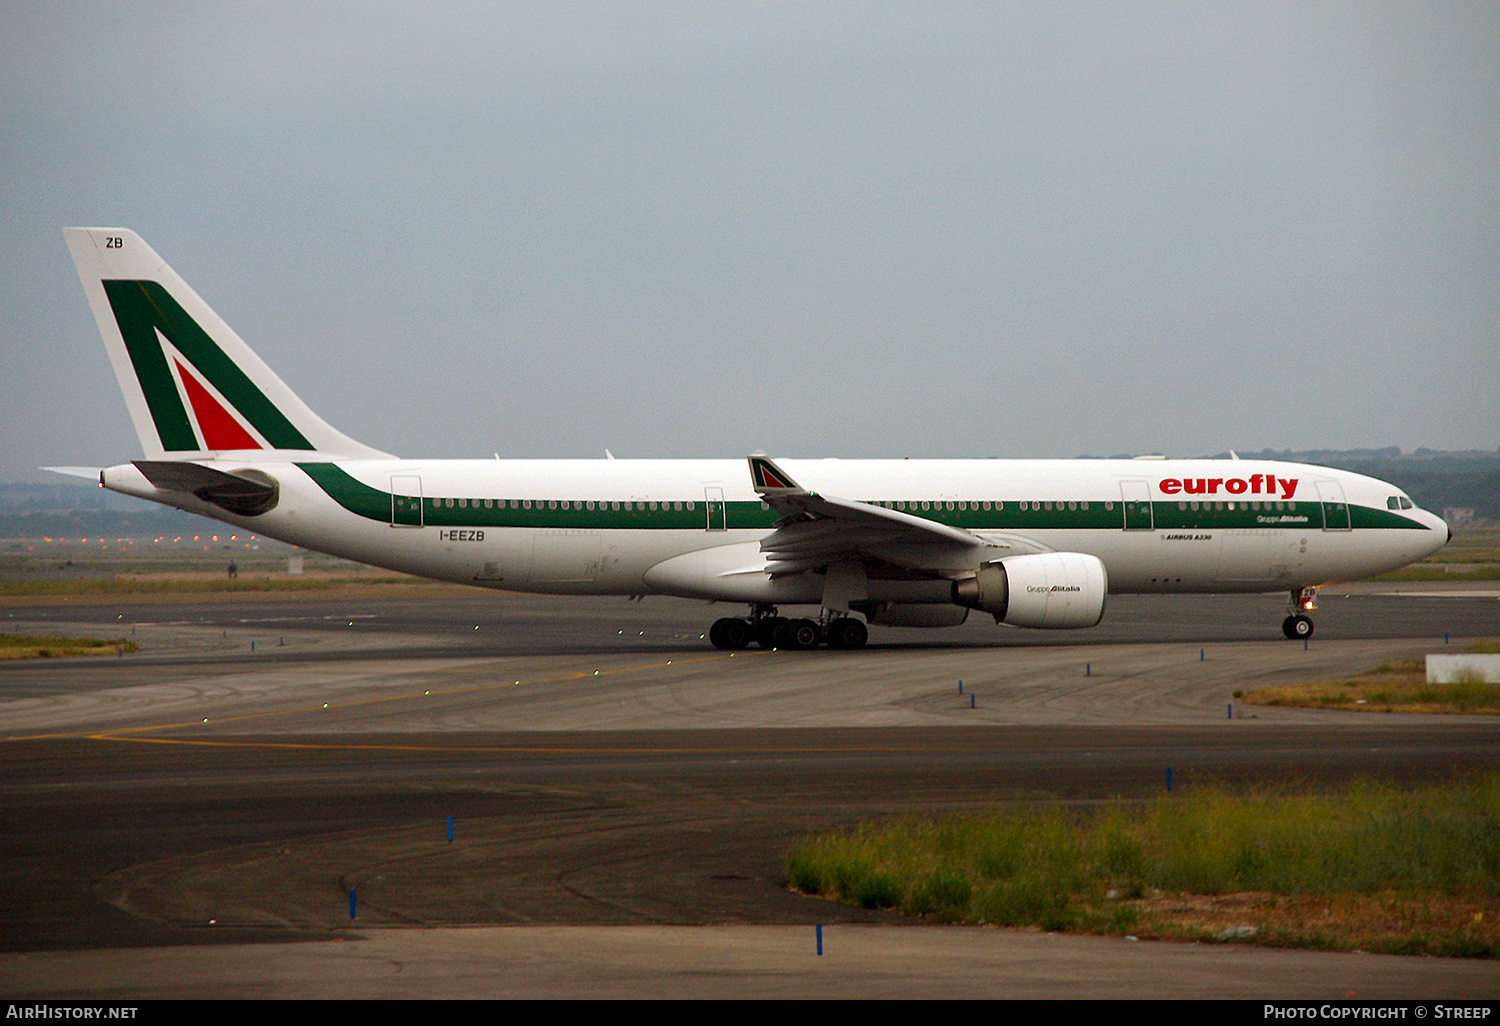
xmin=748 ymin=455 xmax=805 ymax=495
xmin=41 ymin=466 xmax=105 ymax=482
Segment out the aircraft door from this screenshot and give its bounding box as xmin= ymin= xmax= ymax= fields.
xmin=704 ymin=487 xmax=727 ymax=531
xmin=391 ymin=475 xmax=423 ymax=527
xmin=1120 ymin=480 xmax=1154 ymax=531
xmin=1316 ymin=480 xmax=1351 ymax=532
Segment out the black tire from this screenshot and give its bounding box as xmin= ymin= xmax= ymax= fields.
xmin=721 ymin=618 xmax=751 ymax=649
xmin=1282 ymin=615 xmax=1314 ymax=640
xmin=826 ymin=617 xmax=868 ymax=649
xmin=757 ymin=617 xmax=786 ymax=649
xmin=786 ymin=618 xmax=821 ymax=650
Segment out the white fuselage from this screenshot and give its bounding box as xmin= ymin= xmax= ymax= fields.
xmin=100 ymin=456 xmax=1449 ymax=609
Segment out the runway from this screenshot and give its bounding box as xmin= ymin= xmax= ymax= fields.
xmin=0 ymin=586 xmax=1496 ymax=997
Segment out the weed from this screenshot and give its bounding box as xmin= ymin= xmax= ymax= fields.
xmin=787 ymin=775 xmax=1500 ymax=956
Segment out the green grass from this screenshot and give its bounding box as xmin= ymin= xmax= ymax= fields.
xmin=787 ymin=776 xmax=1500 ymax=956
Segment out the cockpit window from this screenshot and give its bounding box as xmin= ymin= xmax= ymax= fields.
xmin=1388 ymin=495 xmax=1414 ymax=510
xmin=1400 ymin=496 xmax=1413 ymax=510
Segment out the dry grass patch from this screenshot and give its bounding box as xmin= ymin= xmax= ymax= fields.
xmin=0 ymin=574 xmax=474 ymax=607
xmin=1128 ymin=890 xmax=1497 ymax=956
xmin=0 ymin=633 xmax=139 ymax=659
xmin=1239 ymin=649 xmax=1500 ymax=714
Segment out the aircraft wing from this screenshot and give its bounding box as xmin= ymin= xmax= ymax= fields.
xmin=748 ymin=455 xmax=995 ymax=576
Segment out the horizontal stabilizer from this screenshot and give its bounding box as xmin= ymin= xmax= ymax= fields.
xmin=134 ymin=460 xmax=279 ymax=516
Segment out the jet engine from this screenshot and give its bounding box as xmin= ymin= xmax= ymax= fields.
xmin=952 ymin=552 xmax=1107 ymax=629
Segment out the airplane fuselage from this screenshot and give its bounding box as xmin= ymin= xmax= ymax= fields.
xmin=100 ymin=455 xmax=1447 ymax=606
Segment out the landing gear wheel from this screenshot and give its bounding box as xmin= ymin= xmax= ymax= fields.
xmin=825 ymin=617 xmax=868 ymax=650
xmin=778 ymin=618 xmax=821 ymax=650
xmin=1282 ymin=615 xmax=1314 ymax=640
xmin=709 ymin=617 xmax=751 ymax=650
xmin=757 ymin=617 xmax=787 ymax=649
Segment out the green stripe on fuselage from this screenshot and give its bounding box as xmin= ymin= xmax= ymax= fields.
xmin=297 ymin=464 xmax=1431 ymax=533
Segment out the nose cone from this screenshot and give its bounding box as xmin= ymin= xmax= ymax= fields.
xmin=1416 ymin=509 xmax=1451 ymax=560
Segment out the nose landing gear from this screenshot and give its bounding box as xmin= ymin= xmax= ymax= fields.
xmin=1282 ymin=586 xmax=1318 ymax=639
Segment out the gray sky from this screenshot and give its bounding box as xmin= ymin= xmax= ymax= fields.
xmin=3 ymin=2 xmax=1497 ymax=482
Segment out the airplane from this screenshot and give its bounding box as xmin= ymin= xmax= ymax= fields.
xmin=55 ymin=227 xmax=1451 ymax=650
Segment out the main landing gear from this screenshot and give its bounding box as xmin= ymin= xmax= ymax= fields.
xmin=1282 ymin=586 xmax=1318 ymax=640
xmin=708 ymin=605 xmax=868 ymax=651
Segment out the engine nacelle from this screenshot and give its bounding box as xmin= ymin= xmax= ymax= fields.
xmin=952 ymin=552 xmax=1107 ymax=629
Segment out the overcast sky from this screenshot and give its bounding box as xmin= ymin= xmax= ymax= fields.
xmin=3 ymin=2 xmax=1496 ymax=482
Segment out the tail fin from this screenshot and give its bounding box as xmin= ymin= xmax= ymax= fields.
xmin=63 ymin=228 xmax=389 ymax=460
